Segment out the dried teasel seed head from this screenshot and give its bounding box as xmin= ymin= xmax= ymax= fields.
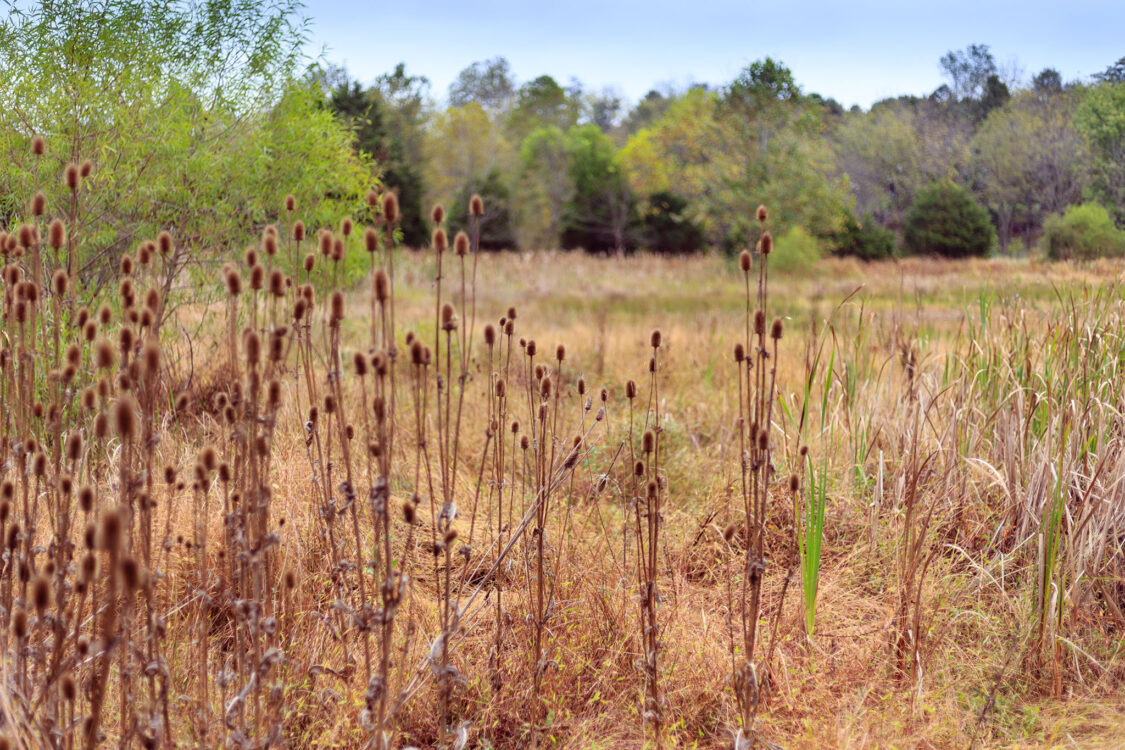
xmin=373 ymin=269 xmax=390 ymax=302
xmin=341 ymin=217 xmax=353 ymax=236
xmin=31 ymin=135 xmax=45 ymax=155
xmin=556 ymin=344 xmax=566 ymax=361
xmin=734 ymin=343 xmax=745 ymax=362
xmin=80 ymin=159 xmax=93 ymax=178
xmin=454 ymin=231 xmax=469 ymax=256
xmin=293 ymin=220 xmax=305 ymax=242
xmin=382 ymin=192 xmax=398 ymax=224
xmin=642 ymin=430 xmax=655 ymax=454
xmin=469 ymin=194 xmax=484 ymax=217
xmin=756 ymin=204 xmax=767 ymax=223
xmin=114 ymin=397 xmax=137 ymax=439
xmin=249 ymin=264 xmax=264 ymax=290
xmin=432 ymin=228 xmax=447 ymax=253
xmin=443 ymin=529 xmax=458 ymax=545
xmin=65 ymin=163 xmax=80 ymax=189
xmin=521 ymin=435 xmax=530 ymax=450
xmin=303 ymin=253 xmax=315 ymax=273
xmin=12 ymin=608 xmax=27 ymax=639
xmin=540 ymin=377 xmax=552 ymax=399
xmin=484 ymin=323 xmax=496 ymax=346
xmin=754 ymin=310 xmax=765 ymax=336
xmin=526 ymin=340 xmax=537 ymax=357
xmin=757 ymin=427 xmax=769 ymax=450
xmin=770 ymin=318 xmax=783 ymax=340
xmin=431 ymin=204 xmax=444 ymax=224
xmin=577 ymin=378 xmax=586 ymax=395
xmin=651 ymin=330 xmax=662 ymax=349
xmin=52 ymin=269 xmax=68 ymax=296
xmin=318 ymin=228 xmax=332 ymax=256
xmin=364 ymin=227 xmax=378 ymax=253
xmin=245 ymin=330 xmax=261 ymax=365
xmin=758 ymin=231 xmax=772 ymax=255
xmin=224 ymin=267 xmax=242 ymax=296
xmin=285 ymin=194 xmax=296 ymax=211
xmin=353 ymin=351 xmax=368 ymax=376
xmin=32 ymin=574 xmax=50 ymax=612
xmin=647 ymin=479 xmax=658 ymax=499
xmin=495 ymin=378 xmax=506 ymax=398
xmin=634 ymin=459 xmax=645 ymax=477
xmin=739 ymin=249 xmax=752 ymax=272
xmin=330 ymin=291 xmax=345 ymax=320
xmin=625 ymin=380 xmax=636 ymax=399
xmin=100 ymin=507 xmax=123 ymax=552
xmin=269 ymin=269 xmax=284 ymax=297
xmin=31 ymin=192 xmax=45 ymax=216
xmin=723 ymin=523 xmax=737 ymax=542
xmin=66 ymin=431 xmax=83 ymax=461
xmin=789 ymin=474 xmax=800 ymax=493
xmin=403 ymin=501 xmax=415 ymax=524
xmin=121 ymin=557 xmax=140 ymax=591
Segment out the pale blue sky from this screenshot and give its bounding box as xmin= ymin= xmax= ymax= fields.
xmin=303 ymin=0 xmax=1123 ymax=109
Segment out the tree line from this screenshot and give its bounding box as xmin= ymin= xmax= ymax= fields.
xmin=322 ymin=46 xmax=1125 ymax=258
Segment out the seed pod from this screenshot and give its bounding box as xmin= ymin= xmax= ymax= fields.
xmin=285 ymin=194 xmax=296 ymax=211
xmin=651 ymin=330 xmax=662 ymax=348
xmin=341 ymin=217 xmax=353 ymax=236
xmin=756 ymin=204 xmax=767 ymax=223
xmin=642 ymin=430 xmax=655 ymax=454
xmin=470 ymin=194 xmax=484 ymax=217
xmin=31 ymin=192 xmax=45 ymax=216
xmin=483 ymin=323 xmax=495 ymax=346
xmin=454 ymin=231 xmax=469 ymax=256
xmin=734 ymin=343 xmax=745 ymax=362
xmin=364 ymin=227 xmax=378 ymax=253
xmin=759 ymin=231 xmax=772 ymax=255
xmin=432 ymin=228 xmax=447 ymax=253
xmin=293 ymin=221 xmax=305 ymax=242
xmin=740 ymin=249 xmax=752 ymax=272
xmin=114 ymin=397 xmax=137 ymax=440
xmin=330 ymin=291 xmax=345 ymax=320
xmin=158 ymin=230 xmax=173 ymax=256
xmin=556 ymin=344 xmax=565 ymax=362
xmin=31 ymin=135 xmax=45 ymax=155
xmin=373 ymin=269 xmax=390 ymax=302
xmin=754 ymin=310 xmax=765 ymax=336
xmin=634 ymin=460 xmax=644 ymax=477
xmin=432 ymin=204 xmax=444 ymax=224
xmin=770 ymin=318 xmax=783 ymax=340
xmin=65 ymin=163 xmax=79 ymax=189
xmin=382 ymin=192 xmax=398 ymax=224
xmin=625 ymin=380 xmax=636 ymax=399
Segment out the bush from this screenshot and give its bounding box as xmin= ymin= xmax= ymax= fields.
xmin=903 ymin=180 xmax=994 ymax=257
xmin=1042 ymin=202 xmax=1125 ymax=260
xmin=770 ymin=225 xmax=823 ymax=273
xmin=831 ymin=212 xmax=897 ymax=260
xmin=641 ymin=191 xmax=704 ymax=253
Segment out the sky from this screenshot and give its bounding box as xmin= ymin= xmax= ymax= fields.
xmin=303 ymin=0 xmax=1124 ymax=110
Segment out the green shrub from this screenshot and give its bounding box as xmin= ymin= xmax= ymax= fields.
xmin=1042 ymin=202 xmax=1125 ymax=260
xmin=831 ymin=212 xmax=897 ymax=260
xmin=903 ymin=180 xmax=994 ymax=257
xmin=770 ymin=225 xmax=823 ymax=273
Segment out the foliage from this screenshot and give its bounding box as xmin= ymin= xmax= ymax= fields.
xmin=424 ymin=103 xmax=514 ymax=211
xmin=970 ymin=90 xmax=1091 ymax=251
xmin=770 ymin=225 xmax=823 ymax=273
xmin=903 ymin=180 xmax=994 ymax=257
xmin=561 ymin=124 xmax=636 ymax=253
xmin=1042 ymin=202 xmax=1125 ymax=260
xmin=515 ymin=126 xmax=573 ymax=249
xmin=448 ymin=56 xmax=515 ymax=111
xmin=830 ymin=212 xmax=897 ymax=260
xmin=326 ymin=64 xmax=431 ymax=246
xmin=449 ymin=167 xmax=517 ymax=250
xmin=1075 ymin=82 xmax=1125 ymax=226
xmin=0 ymin=0 xmax=375 ymax=289
xmin=639 ymin=191 xmax=704 ymax=254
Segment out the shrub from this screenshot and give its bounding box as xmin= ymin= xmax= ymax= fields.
xmin=903 ymin=180 xmax=994 ymax=257
xmin=641 ymin=191 xmax=704 ymax=253
xmin=1042 ymin=202 xmax=1125 ymax=260
xmin=831 ymin=212 xmax=897 ymax=260
xmin=770 ymin=225 xmax=823 ymax=273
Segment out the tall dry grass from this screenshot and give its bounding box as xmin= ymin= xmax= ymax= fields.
xmin=0 ymin=143 xmax=1124 ymax=749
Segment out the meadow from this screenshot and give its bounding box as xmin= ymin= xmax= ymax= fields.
xmin=2 ymin=167 xmax=1125 ymax=750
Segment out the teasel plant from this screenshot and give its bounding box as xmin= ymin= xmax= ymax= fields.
xmin=625 ymin=328 xmax=667 ymax=745
xmin=726 ymin=204 xmax=791 ymax=747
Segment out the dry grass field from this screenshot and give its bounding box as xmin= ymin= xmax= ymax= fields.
xmin=3 ymin=188 xmax=1125 ymax=749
